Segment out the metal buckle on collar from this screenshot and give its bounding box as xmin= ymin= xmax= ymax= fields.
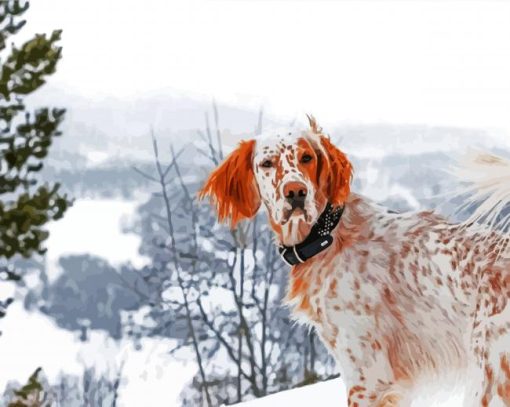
xmin=292 ymin=246 xmax=305 ymax=264
xmin=278 ymin=203 xmax=344 ymax=267
xmin=279 ymin=246 xmax=305 ymax=266
xmin=279 ymin=248 xmax=294 ymax=266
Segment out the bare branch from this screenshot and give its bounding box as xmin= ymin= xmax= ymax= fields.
xmin=212 ymin=99 xmax=224 ymax=160
xmin=162 ymin=146 xmax=185 ymax=179
xmin=197 ymin=129 xmax=219 ymax=166
xmin=255 ymin=107 xmax=263 ymax=135
xmin=132 ymin=166 xmax=159 ymax=183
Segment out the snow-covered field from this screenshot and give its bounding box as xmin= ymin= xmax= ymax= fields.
xmin=236 ymin=379 xmax=346 ymax=407
xmin=235 ymin=378 xmax=466 ymax=407
xmin=0 ymin=303 xmax=196 ymax=406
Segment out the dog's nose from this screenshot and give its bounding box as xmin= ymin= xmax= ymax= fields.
xmin=283 ymin=182 xmax=308 ymax=205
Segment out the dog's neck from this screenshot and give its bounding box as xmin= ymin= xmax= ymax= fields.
xmin=332 ymin=193 xmax=380 ymax=251
xmin=284 ymin=193 xmax=383 ymax=313
xmin=278 ymin=203 xmax=345 ymax=266
xmin=279 ymin=193 xmax=379 ymax=266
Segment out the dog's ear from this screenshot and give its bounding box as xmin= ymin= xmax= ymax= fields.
xmin=199 ymin=140 xmax=261 ymax=228
xmin=319 ymin=135 xmax=353 ymax=206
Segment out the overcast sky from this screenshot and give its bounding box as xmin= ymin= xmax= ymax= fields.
xmin=23 ymin=0 xmax=510 ymax=134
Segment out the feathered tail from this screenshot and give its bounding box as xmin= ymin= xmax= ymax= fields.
xmin=454 ymin=151 xmax=510 ymax=251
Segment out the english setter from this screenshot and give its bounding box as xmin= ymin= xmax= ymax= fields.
xmin=200 ymin=117 xmax=510 ymax=407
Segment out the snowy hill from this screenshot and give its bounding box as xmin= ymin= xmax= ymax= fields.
xmin=235 ymin=378 xmax=346 ymax=407
xmin=235 ymin=378 xmax=466 ymax=407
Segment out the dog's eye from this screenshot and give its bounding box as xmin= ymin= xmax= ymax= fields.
xmin=301 ymin=154 xmax=313 ymax=163
xmin=261 ymin=160 xmax=273 ymax=168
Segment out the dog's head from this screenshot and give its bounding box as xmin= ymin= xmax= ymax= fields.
xmin=199 ymin=116 xmax=353 ymax=246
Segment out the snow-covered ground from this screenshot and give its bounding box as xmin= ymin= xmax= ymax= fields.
xmin=0 ymin=303 xmax=196 ymax=406
xmin=235 ymin=377 xmax=466 ymax=407
xmin=237 ymin=378 xmax=347 ymax=407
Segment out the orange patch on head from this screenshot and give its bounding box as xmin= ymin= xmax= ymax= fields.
xmin=300 ymin=120 xmax=354 ymax=209
xmin=318 ymin=135 xmax=353 ymax=207
xmin=296 ymin=137 xmax=320 ymax=181
xmin=199 ymin=140 xmax=261 ymax=228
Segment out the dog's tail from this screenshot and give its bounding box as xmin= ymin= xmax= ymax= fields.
xmin=454 ymin=151 xmax=510 ymax=242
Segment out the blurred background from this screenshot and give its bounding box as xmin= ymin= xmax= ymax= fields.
xmin=1 ymin=1 xmax=510 ymax=406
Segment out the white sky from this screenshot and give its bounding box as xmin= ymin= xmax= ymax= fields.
xmin=23 ymin=0 xmax=510 ymax=133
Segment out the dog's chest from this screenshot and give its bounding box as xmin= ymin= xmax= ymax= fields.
xmin=288 ymin=248 xmax=385 ymax=351
xmin=287 ymin=228 xmax=479 ymax=378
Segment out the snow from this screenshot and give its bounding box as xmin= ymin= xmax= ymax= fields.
xmin=45 ymin=198 xmax=150 ymax=282
xmin=235 ymin=377 xmax=466 ymax=407
xmin=236 ymin=378 xmax=347 ymax=407
xmin=1 ymin=197 xmax=196 ymax=405
xmin=85 ymin=150 xmax=111 ymax=166
xmin=0 ymin=303 xmax=196 ymax=406
xmin=359 ymin=159 xmax=422 ymax=210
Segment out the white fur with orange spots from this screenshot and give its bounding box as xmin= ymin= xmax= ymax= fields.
xmin=252 ymin=128 xmax=328 ymax=246
xmin=287 ymin=193 xmax=510 ymax=406
xmin=200 ymin=119 xmax=510 ymax=406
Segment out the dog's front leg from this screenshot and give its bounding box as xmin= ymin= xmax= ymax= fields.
xmin=346 ymin=382 xmax=402 ymax=407
xmin=342 ymin=354 xmax=404 ymax=407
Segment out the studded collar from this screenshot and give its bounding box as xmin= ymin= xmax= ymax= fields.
xmin=278 ymin=203 xmax=344 ymax=266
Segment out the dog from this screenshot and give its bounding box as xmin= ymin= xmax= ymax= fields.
xmin=199 ymin=117 xmax=510 ymax=406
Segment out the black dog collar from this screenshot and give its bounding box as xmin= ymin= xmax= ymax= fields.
xmin=278 ymin=203 xmax=344 ymax=266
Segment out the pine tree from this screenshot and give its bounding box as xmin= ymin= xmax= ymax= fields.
xmin=0 ymin=1 xmax=70 ymax=314
xmin=7 ymin=367 xmax=50 ymax=407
